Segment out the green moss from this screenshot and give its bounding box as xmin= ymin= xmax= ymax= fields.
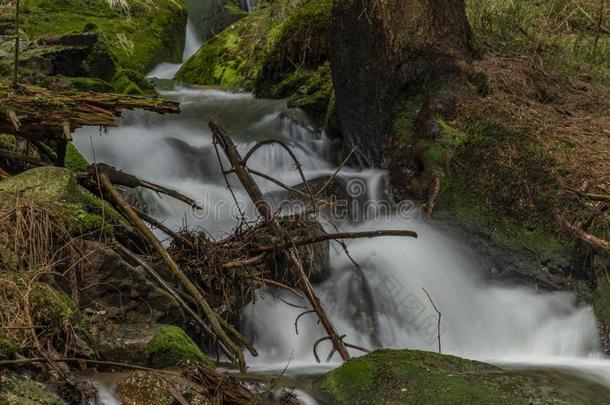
xmin=144 ymin=326 xmax=213 ymax=369
xmin=20 ymin=0 xmax=187 ymax=74
xmin=0 ymin=372 xmax=62 ymax=405
xmin=0 ymin=134 xmax=17 ymax=152
xmin=28 ymin=283 xmax=91 ymax=351
xmin=593 ymin=278 xmax=610 ymax=327
xmin=177 ymin=0 xmax=332 ymax=97
xmin=63 ymin=76 xmax=114 ymax=93
xmin=0 ymin=333 xmax=19 ymax=360
xmin=111 ymin=68 xmax=151 ymax=94
xmin=64 ymin=142 xmax=90 ymax=171
xmin=435 ymin=121 xmax=569 ymax=263
xmin=323 ymin=349 xmax=610 ymax=404
xmin=0 ymin=166 xmax=123 ymax=235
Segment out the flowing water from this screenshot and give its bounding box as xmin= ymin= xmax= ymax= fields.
xmin=74 ymin=88 xmax=610 ymax=400
xmin=75 ymin=7 xmax=610 ymax=401
xmin=146 ymin=18 xmax=202 ymax=80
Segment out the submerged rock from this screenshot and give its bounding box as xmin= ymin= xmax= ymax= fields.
xmin=323 ymin=349 xmax=610 ymax=404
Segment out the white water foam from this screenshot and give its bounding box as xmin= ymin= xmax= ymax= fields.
xmin=74 ymin=88 xmax=610 ymax=390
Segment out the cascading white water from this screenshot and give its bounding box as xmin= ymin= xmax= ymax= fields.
xmin=146 ymin=18 xmax=203 ymax=80
xmin=74 ymin=88 xmax=610 ymax=388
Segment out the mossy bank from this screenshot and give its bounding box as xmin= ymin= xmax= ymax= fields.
xmin=176 ymin=0 xmax=333 ymax=125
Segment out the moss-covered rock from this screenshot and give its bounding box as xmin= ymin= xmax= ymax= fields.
xmin=117 ymin=370 xmax=211 ymax=405
xmin=19 ymin=0 xmax=187 ymax=74
xmin=0 ymin=333 xmax=19 ymax=360
xmin=323 ymin=349 xmax=610 ymax=404
xmin=0 ymin=372 xmax=62 ymax=405
xmin=0 ymin=166 xmax=123 ymax=234
xmin=143 ymin=326 xmax=213 ymax=369
xmin=177 ymin=0 xmax=332 ymax=99
xmin=432 ymin=121 xmax=574 ymax=276
xmin=63 ymin=76 xmax=114 ymax=93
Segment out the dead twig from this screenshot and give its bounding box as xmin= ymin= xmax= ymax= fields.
xmin=421 ymin=287 xmax=442 ymax=354
xmin=99 ymin=173 xmax=247 ymax=371
xmin=211 ymin=117 xmax=351 ymax=362
xmin=557 ymin=214 xmax=610 ymax=252
xmin=89 ymin=163 xmax=202 ymax=209
xmin=255 ymin=230 xmax=418 ymax=253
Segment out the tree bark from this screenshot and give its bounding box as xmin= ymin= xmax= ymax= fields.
xmin=330 ymin=0 xmax=473 ymax=165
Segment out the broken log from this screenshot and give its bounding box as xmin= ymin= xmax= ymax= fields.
xmin=210 ymin=117 xmax=352 ymax=362
xmin=0 ymin=83 xmax=179 ymax=140
xmin=98 ymin=173 xmax=248 ymax=372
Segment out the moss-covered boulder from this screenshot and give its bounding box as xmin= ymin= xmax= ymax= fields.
xmin=0 ymin=166 xmax=123 ymax=234
xmin=22 ymin=0 xmax=186 ymax=74
xmin=117 ymin=370 xmax=212 ymax=405
xmin=176 ymin=0 xmax=331 ymax=99
xmin=323 ymin=349 xmax=610 ymax=404
xmin=0 ymin=372 xmax=62 ymax=405
xmin=143 ymin=326 xmax=213 ymax=369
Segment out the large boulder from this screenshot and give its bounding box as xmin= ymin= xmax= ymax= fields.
xmin=176 ymin=0 xmax=333 ymax=121
xmin=323 ymin=349 xmax=610 ymax=404
xmin=0 ymin=372 xmax=62 ymax=405
xmin=0 ymin=166 xmax=123 ymax=234
xmin=14 ymin=0 xmax=186 ymax=75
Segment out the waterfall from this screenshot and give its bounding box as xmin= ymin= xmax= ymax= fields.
xmin=74 ymin=88 xmax=610 ymax=385
xmin=146 ymin=18 xmax=202 ymax=80
xmin=240 ymin=0 xmax=257 ymax=12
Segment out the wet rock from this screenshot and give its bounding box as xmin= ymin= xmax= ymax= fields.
xmin=0 ymin=371 xmax=62 ymax=405
xmin=72 ymin=240 xmax=186 ymax=363
xmin=143 ymin=326 xmax=213 ymax=369
xmin=177 ymin=0 xmax=332 ymax=98
xmin=0 ymin=166 xmax=124 ymax=235
xmin=18 ymin=0 xmax=187 ymax=74
xmin=117 ymin=370 xmax=211 ymax=405
xmin=323 ymin=349 xmax=610 ymax=404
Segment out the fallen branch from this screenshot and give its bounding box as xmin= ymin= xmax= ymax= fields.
xmin=256 ymin=277 xmax=304 ymax=300
xmin=0 ymin=149 xmax=50 ymax=167
xmin=211 ymin=117 xmax=351 ymax=362
xmin=242 ymin=139 xmax=318 ymax=210
xmin=132 ymin=206 xmax=193 ymax=247
xmin=0 ymin=83 xmax=179 ymax=140
xmin=99 ymin=173 xmax=247 ymax=372
xmin=0 ymin=357 xmax=177 ymax=374
xmin=557 ymin=214 xmax=610 ymax=252
xmin=89 ymin=163 xmax=202 ymax=209
xmin=255 ymin=229 xmax=418 ymax=253
xmin=294 ymin=310 xmax=316 ymax=335
xmin=424 ymin=174 xmax=441 ymax=216
xmin=564 ymin=187 xmax=610 ymax=202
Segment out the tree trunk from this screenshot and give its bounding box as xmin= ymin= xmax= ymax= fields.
xmin=330 ymin=0 xmax=473 ymax=165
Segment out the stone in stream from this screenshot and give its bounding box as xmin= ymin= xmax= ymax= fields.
xmin=323 ymin=349 xmax=610 ymax=404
